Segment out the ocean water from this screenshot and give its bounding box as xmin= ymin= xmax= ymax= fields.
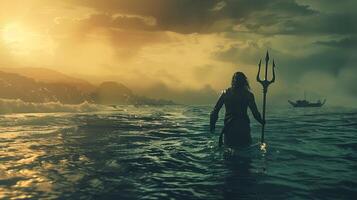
xmin=0 ymin=105 xmax=356 ymax=200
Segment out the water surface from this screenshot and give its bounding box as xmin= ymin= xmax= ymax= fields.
xmin=0 ymin=105 xmax=356 ymax=199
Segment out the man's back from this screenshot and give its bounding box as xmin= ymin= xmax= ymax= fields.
xmin=210 ymin=71 xmax=264 ymax=148
xmin=223 ymin=88 xmax=251 ymax=124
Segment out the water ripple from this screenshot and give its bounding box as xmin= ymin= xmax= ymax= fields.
xmin=0 ymin=106 xmax=356 ymax=199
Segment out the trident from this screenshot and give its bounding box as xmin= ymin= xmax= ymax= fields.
xmin=257 ymin=51 xmax=276 ymax=144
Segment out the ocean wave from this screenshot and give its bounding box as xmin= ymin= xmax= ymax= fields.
xmin=0 ymin=98 xmax=109 ymax=114
xmin=1 ymin=106 xmax=356 ymax=199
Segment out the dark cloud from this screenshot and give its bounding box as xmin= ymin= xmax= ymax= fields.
xmin=219 ymin=39 xmax=355 ymax=95
xmin=215 ymin=41 xmax=265 ymax=65
xmin=219 ymin=44 xmax=354 ymax=77
xmin=49 ymin=14 xmax=171 ymax=60
xmin=215 ymin=40 xmax=357 ymax=103
xmin=68 ymin=0 xmax=218 ymax=33
xmin=83 ymin=13 xmax=156 ymax=31
xmin=299 ymin=0 xmax=357 ymax=13
xmin=268 ymin=0 xmax=315 ymax=15
xmin=55 ymin=0 xmax=356 ymax=105
xmin=241 ymin=12 xmax=357 ymax=36
xmin=66 ymin=0 xmax=316 ymax=34
xmin=57 ymin=0 xmax=357 ymax=38
xmin=280 ymin=13 xmax=357 ymax=35
xmin=316 ymin=37 xmax=357 ymax=49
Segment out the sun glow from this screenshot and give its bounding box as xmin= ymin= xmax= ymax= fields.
xmin=2 ymin=23 xmax=26 ymax=44
xmin=1 ymin=22 xmax=55 ymax=57
xmin=1 ymin=23 xmax=34 ymax=56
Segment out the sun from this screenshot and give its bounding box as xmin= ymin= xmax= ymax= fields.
xmin=0 ymin=22 xmax=54 ymax=56
xmin=2 ymin=23 xmax=26 ymax=44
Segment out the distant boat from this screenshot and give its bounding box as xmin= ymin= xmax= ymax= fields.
xmin=288 ymin=92 xmax=326 ymax=107
xmin=288 ymin=99 xmax=326 ymax=107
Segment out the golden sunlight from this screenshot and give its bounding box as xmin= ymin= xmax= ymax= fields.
xmin=1 ymin=22 xmax=54 ymax=57
xmin=2 ymin=23 xmax=26 ymax=44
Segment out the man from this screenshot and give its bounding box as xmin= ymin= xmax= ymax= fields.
xmin=210 ymin=72 xmax=265 ymax=148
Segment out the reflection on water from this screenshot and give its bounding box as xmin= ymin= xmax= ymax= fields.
xmin=0 ymin=106 xmax=357 ymax=199
xmin=222 ymin=150 xmax=255 ymax=199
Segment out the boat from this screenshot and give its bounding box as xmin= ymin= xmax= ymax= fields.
xmin=288 ymin=92 xmax=326 ymax=107
xmin=288 ymin=99 xmax=326 ymax=107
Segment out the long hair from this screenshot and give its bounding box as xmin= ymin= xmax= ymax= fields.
xmin=231 ymin=72 xmax=250 ymax=90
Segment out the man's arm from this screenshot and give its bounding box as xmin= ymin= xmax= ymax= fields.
xmin=210 ymin=91 xmax=225 ymax=133
xmin=248 ymin=93 xmax=264 ymax=124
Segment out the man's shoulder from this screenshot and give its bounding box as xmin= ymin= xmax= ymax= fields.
xmin=222 ymin=88 xmax=230 ymax=94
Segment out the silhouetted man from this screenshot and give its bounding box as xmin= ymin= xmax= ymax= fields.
xmin=210 ymin=72 xmax=264 ymax=148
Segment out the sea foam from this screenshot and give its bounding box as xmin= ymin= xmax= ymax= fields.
xmin=0 ymin=98 xmax=108 ymax=114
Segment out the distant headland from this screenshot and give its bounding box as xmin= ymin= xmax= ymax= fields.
xmin=0 ymin=67 xmax=175 ymax=106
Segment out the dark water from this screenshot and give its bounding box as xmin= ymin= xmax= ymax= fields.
xmin=0 ymin=105 xmax=356 ymax=199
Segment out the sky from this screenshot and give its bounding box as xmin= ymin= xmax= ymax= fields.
xmin=0 ymin=0 xmax=356 ymax=105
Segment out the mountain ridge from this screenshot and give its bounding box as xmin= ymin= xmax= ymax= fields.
xmin=0 ymin=67 xmax=96 ymax=92
xmin=0 ymin=68 xmax=175 ymax=105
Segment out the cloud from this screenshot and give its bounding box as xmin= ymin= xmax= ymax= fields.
xmin=297 ymin=0 xmax=357 ymax=13
xmin=81 ymin=13 xmax=157 ymax=31
xmin=134 ymin=81 xmax=219 ymax=104
xmin=316 ymin=37 xmax=357 ymax=49
xmin=48 ymin=14 xmax=172 ymax=62
xmin=215 ymin=40 xmax=267 ymax=65
xmin=240 ymin=12 xmax=357 ymax=36
xmin=0 ymin=0 xmax=355 ymax=106
xmin=216 ymin=37 xmax=356 ymax=78
xmin=65 ymin=0 xmax=316 ymax=34
xmin=214 ymin=36 xmax=357 ymax=107
xmin=280 ymin=13 xmax=357 ymax=35
xmin=66 ymin=0 xmax=218 ymax=33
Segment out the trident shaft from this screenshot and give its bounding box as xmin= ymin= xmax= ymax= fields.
xmin=256 ymin=51 xmax=276 ymax=144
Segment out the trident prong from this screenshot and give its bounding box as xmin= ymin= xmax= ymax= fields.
xmin=271 ymin=60 xmax=276 ymax=83
xmin=257 ymin=51 xmax=275 ymax=90
xmin=256 ymin=50 xmax=276 ymax=144
xmin=256 ymin=59 xmax=262 ymax=83
xmin=265 ymin=51 xmax=269 ymax=81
